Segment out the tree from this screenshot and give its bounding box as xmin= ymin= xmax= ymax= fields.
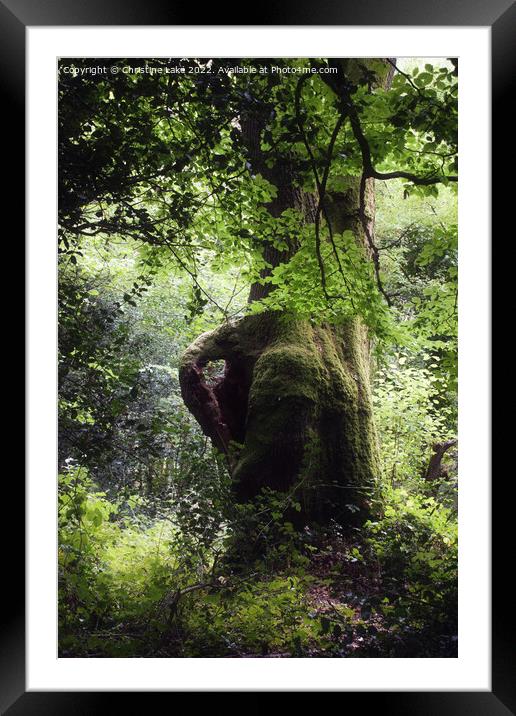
xmin=58 ymin=57 xmax=458 ymax=526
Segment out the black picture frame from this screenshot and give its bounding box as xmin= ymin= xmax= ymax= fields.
xmin=8 ymin=0 xmax=509 ymax=711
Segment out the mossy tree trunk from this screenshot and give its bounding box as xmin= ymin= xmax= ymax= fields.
xmin=180 ymin=310 xmax=379 ymax=524
xmin=179 ymin=60 xmax=391 ymax=526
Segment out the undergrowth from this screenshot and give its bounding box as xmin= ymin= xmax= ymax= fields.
xmin=59 ymin=465 xmax=457 ymax=658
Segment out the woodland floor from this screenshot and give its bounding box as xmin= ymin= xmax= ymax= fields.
xmin=69 ymin=528 xmax=456 ymax=660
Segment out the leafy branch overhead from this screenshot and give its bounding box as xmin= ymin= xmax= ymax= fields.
xmin=59 ymin=57 xmax=457 ymax=333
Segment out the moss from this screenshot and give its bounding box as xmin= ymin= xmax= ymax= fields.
xmin=251 ymin=346 xmax=322 ymax=402
xmin=219 ymin=313 xmax=380 ymax=523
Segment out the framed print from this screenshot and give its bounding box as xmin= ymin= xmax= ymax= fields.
xmin=6 ymin=0 xmax=510 ymax=711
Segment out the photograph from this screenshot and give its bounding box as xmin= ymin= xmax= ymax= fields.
xmin=57 ymin=56 xmax=459 ymax=659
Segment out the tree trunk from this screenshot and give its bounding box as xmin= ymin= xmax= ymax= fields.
xmin=180 ymin=310 xmax=379 ymax=525
xmin=424 ymin=439 xmax=457 ymax=482
xmin=179 ymin=60 xmax=391 ymax=526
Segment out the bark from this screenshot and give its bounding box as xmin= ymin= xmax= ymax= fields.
xmin=179 ymin=59 xmax=392 ymax=526
xmin=424 ymin=439 xmax=457 ymax=482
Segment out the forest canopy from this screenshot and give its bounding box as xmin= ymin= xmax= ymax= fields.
xmin=58 ymin=57 xmax=458 ymax=658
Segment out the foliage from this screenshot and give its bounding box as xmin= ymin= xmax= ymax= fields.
xmin=376 ymin=183 xmax=458 ymax=389
xmin=373 ymin=352 xmax=456 ymax=489
xmin=58 ymin=244 xmax=233 ymax=505
xmin=58 ymin=464 xmax=226 ymax=656
xmin=59 ymin=57 xmax=457 ymax=340
xmin=59 ymin=461 xmax=457 ymax=658
xmin=362 ymin=485 xmax=458 ymax=656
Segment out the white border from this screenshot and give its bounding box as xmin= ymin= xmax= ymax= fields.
xmin=27 ymin=26 xmax=490 ymax=691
